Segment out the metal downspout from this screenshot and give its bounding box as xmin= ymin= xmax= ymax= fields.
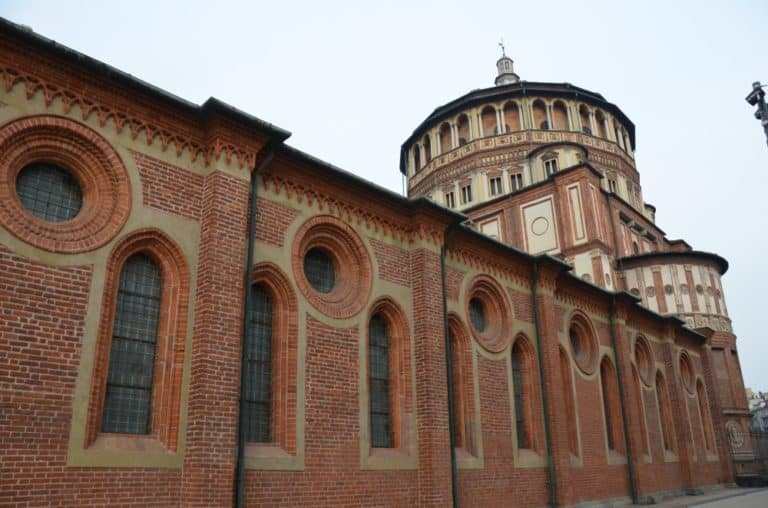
xmin=235 ymin=144 xmax=276 ymax=508
xmin=530 ymin=259 xmax=558 ymax=507
xmin=441 ymin=224 xmax=460 ymax=508
xmin=609 ymin=295 xmax=639 ymax=505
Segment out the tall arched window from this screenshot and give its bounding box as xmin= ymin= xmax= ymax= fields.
xmin=632 ymin=365 xmax=651 ymax=456
xmin=439 ymin=123 xmax=452 ymax=154
xmin=481 ymin=106 xmax=498 ymax=136
xmin=533 ymin=100 xmax=548 ymax=130
xmin=422 ymin=135 xmax=432 ymax=162
xmin=102 ymin=253 xmax=162 ymax=434
xmin=656 ymin=371 xmax=675 ymax=452
xmin=600 ymin=357 xmax=624 ymax=453
xmin=552 ymin=101 xmax=568 ymax=130
xmin=559 ymin=347 xmax=579 ymax=456
xmin=503 ymin=102 xmax=521 ymax=131
xmin=450 ymin=329 xmax=466 ymax=449
xmin=412 ymin=145 xmax=421 ymax=172
xmin=243 ymin=284 xmax=273 ymax=442
xmin=457 ymin=114 xmax=470 ymax=145
xmin=370 ymin=313 xmax=393 ymax=448
xmin=696 ymin=379 xmax=716 ymax=454
xmin=511 ymin=336 xmax=537 ymax=451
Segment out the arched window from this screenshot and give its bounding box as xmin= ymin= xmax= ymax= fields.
xmin=511 ymin=336 xmax=537 ymax=451
xmin=696 ymin=379 xmax=715 ymax=453
xmin=439 ymin=122 xmax=452 ymax=154
xmin=370 ymin=313 xmax=393 ymax=447
xmin=86 ymin=229 xmax=189 ymax=452
xmin=412 ymin=144 xmax=421 ymax=172
xmin=533 ymin=101 xmax=548 ymax=130
xmin=423 ymin=135 xmax=432 ymax=162
xmin=450 ymin=329 xmax=467 ymax=449
xmin=504 ymin=102 xmax=521 ymax=132
xmin=101 ymin=253 xmax=162 ymax=434
xmin=243 ymin=284 xmax=272 ymax=442
xmin=632 ymin=365 xmax=651 ymax=456
xmin=600 ymin=357 xmax=624 ymax=453
xmin=559 ymin=347 xmax=579 ymax=456
xmin=656 ymin=371 xmax=675 ymax=452
xmin=457 ymin=114 xmax=470 ymax=145
xmin=552 ymin=101 xmax=568 ymax=130
xmin=595 ymin=110 xmax=607 ymax=138
xmin=579 ymin=105 xmax=591 ymax=135
xmin=481 ymin=106 xmax=498 ymax=136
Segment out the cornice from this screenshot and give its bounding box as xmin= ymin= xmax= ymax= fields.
xmin=260 ymin=172 xmax=445 ymax=246
xmin=0 ymin=64 xmax=261 ymax=169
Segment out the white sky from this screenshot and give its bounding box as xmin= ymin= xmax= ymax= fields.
xmin=3 ymin=1 xmax=767 ymax=389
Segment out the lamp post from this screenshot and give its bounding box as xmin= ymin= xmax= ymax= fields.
xmin=745 ymin=81 xmax=768 ymax=147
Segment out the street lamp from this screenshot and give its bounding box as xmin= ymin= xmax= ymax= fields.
xmin=745 ymin=81 xmax=768 ymax=147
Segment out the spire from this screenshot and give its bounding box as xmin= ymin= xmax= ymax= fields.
xmin=495 ymin=39 xmax=520 ymax=86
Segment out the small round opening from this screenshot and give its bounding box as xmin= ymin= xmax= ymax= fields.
xmin=16 ymin=162 xmax=83 ymax=222
xmin=303 ymin=247 xmax=335 ymax=294
xmin=469 ymin=298 xmax=486 ymax=333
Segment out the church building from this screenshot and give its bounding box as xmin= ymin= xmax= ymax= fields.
xmin=0 ymin=18 xmax=755 ymax=507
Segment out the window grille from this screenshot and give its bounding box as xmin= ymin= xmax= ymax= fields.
xmin=469 ymin=298 xmax=486 ymax=332
xmin=102 ymin=254 xmax=161 ymax=434
xmin=16 ymin=162 xmax=83 ymax=222
xmin=304 ymin=248 xmax=335 ymax=293
xmin=511 ymin=348 xmax=528 ymax=449
xmin=244 ymin=284 xmax=272 ymax=442
xmin=369 ymin=314 xmax=393 ymax=448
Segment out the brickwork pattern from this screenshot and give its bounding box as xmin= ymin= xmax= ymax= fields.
xmin=370 ymin=238 xmax=411 ymax=288
xmin=133 ymin=151 xmax=203 ymax=221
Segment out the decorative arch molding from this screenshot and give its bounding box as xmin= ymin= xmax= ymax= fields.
xmin=85 ymin=228 xmax=190 ymax=451
xmin=510 ymin=333 xmax=544 ymax=456
xmin=567 ymin=310 xmax=600 ymax=376
xmin=465 ymin=274 xmax=514 ymax=353
xmin=291 ymin=215 xmax=373 ymax=319
xmin=361 ymin=296 xmax=416 ymax=468
xmin=633 ymin=334 xmax=654 ymax=387
xmin=248 ymin=262 xmax=299 ymax=458
xmin=0 ymin=115 xmax=131 ymax=253
xmin=447 ymin=313 xmax=480 ymax=460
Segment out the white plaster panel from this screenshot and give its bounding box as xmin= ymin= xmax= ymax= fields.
xmin=567 ymin=184 xmax=586 ymax=243
xmin=481 ymin=219 xmax=500 ymax=240
xmin=522 ymin=197 xmax=558 ymax=254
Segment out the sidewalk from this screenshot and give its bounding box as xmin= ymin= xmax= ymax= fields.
xmin=653 ymin=487 xmax=768 ymax=507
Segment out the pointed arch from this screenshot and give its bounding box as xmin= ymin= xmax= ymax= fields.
xmin=558 ymin=346 xmax=579 ymax=456
xmin=600 ymin=356 xmax=625 ymax=454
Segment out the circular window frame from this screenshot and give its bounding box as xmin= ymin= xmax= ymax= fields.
xmin=679 ymin=351 xmax=695 ymax=395
xmin=292 ymin=215 xmax=372 ymax=319
xmin=633 ymin=335 xmax=654 ymax=387
xmin=0 ymin=115 xmax=130 ymax=253
xmin=464 ymin=275 xmax=512 ymax=353
xmin=567 ymin=312 xmax=599 ymax=375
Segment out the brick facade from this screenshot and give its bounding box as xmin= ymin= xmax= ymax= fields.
xmin=0 ymin=18 xmax=749 ymax=507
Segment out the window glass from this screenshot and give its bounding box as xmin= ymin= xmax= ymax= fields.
xmin=16 ymin=162 xmax=83 ymax=222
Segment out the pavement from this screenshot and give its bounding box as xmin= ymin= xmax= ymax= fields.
xmin=653 ymin=487 xmax=768 ymax=507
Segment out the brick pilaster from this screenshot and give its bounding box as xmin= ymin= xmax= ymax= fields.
xmin=411 ymin=246 xmax=453 ymax=507
xmin=181 ymin=170 xmax=250 ymax=506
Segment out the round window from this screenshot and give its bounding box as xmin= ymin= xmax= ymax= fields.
xmin=634 ymin=336 xmax=654 ymax=386
xmin=568 ymin=314 xmax=598 ymax=375
xmin=465 ymin=275 xmax=512 ymax=353
xmin=303 ymin=247 xmax=335 ymax=293
xmin=469 ymin=298 xmax=486 ymax=332
xmin=291 ymin=215 xmax=372 ymax=319
xmin=16 ymin=162 xmax=83 ymax=222
xmin=680 ymin=352 xmax=695 ymax=394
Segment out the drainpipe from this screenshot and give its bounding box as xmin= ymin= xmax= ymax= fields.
xmin=235 ymin=144 xmax=276 ymax=508
xmin=440 ymin=223 xmax=460 ymax=508
xmin=530 ymin=258 xmax=558 ymax=508
xmin=609 ymin=295 xmax=639 ymax=505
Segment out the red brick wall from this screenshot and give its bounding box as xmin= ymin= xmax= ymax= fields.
xmin=133 ymin=151 xmax=204 ymax=222
xmin=370 ymin=238 xmax=411 ymax=288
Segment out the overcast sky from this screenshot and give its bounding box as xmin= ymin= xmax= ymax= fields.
xmin=4 ymin=1 xmax=767 ymax=390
